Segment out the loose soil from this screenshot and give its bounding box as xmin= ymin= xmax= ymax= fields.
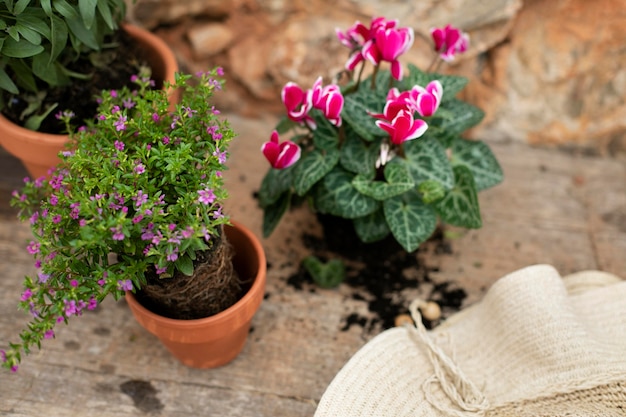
xmin=286 ymin=215 xmax=467 ymax=332
xmin=1 ymin=28 xmax=151 ymax=134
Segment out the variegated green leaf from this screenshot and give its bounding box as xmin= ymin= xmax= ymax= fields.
xmin=353 ymin=208 xmax=390 ymax=243
xmin=438 ymin=98 xmax=484 ymax=135
xmin=403 ymin=135 xmax=454 ymax=189
xmin=312 ymin=110 xmax=339 ymax=150
xmin=383 ymin=190 xmax=437 ymax=252
xmin=342 ymin=87 xmax=387 ymax=142
xmin=450 ymin=137 xmax=503 ymax=191
xmin=435 ymin=165 xmax=482 ymax=228
xmin=262 ymin=191 xmax=291 ymax=237
xmin=339 ymin=128 xmax=379 ymax=177
xmin=352 ymin=161 xmax=414 ymax=200
xmin=293 ymin=148 xmax=339 ymax=195
xmin=404 ymin=64 xmax=468 ymax=101
xmin=321 ymin=167 xmax=378 ymax=219
xmin=258 ymin=166 xmax=294 ymax=207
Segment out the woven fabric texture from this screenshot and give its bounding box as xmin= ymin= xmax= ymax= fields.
xmin=314 ymin=264 xmax=626 ymax=417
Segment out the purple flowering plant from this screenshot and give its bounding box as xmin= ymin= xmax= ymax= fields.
xmin=2 ymin=67 xmax=234 ymax=371
xmin=259 ymin=18 xmax=503 ymax=254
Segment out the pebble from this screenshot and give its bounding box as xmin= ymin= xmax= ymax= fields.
xmin=420 ymin=301 xmax=441 ymax=321
xmin=394 ymin=314 xmax=413 ymax=327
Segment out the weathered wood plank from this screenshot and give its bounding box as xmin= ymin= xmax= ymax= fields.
xmin=0 ymin=114 xmax=625 ymax=417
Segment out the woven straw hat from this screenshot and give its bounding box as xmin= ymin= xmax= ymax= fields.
xmin=315 ymin=264 xmax=626 ymax=417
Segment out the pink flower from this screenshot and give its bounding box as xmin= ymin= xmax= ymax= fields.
xmin=117 ymin=279 xmax=133 ymax=292
xmin=375 ymin=109 xmax=428 ymax=145
xmin=430 ymin=24 xmax=469 ymax=62
xmin=281 ymin=82 xmax=315 ymax=128
xmin=336 ymin=17 xmax=400 ymax=71
xmin=413 ymin=80 xmax=443 ymax=117
xmin=198 ymin=188 xmax=216 ymax=205
xmin=310 ymin=77 xmax=344 ymax=127
xmin=362 ymin=25 xmax=414 ymax=80
xmin=261 ymin=130 xmax=301 ymax=170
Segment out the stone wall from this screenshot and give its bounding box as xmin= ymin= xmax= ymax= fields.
xmin=126 ymin=0 xmax=626 ymax=155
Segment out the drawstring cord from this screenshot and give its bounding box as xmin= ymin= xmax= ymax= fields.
xmin=408 ymin=299 xmax=491 ymax=416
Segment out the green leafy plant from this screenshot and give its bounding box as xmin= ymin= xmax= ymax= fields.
xmin=2 ymin=67 xmax=235 ymax=371
xmin=259 ymin=18 xmax=503 ymax=253
xmin=302 ymin=256 xmax=346 ymax=289
xmin=0 ymin=0 xmax=127 ymax=129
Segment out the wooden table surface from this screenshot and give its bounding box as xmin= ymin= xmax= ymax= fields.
xmin=1 ymin=114 xmax=625 ymax=416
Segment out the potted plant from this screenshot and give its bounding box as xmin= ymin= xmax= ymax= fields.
xmin=1 ymin=67 xmax=266 ymax=372
xmin=0 ymin=0 xmax=178 ymax=178
xmin=259 ymin=18 xmax=503 ymax=262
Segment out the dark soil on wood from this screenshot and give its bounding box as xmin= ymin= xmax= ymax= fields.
xmin=1 ymin=27 xmax=152 ymax=134
xmin=286 ymin=214 xmax=467 ymax=332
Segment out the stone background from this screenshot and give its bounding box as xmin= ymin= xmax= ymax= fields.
xmin=126 ymin=0 xmax=626 ymax=155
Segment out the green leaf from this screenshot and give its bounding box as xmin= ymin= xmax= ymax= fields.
xmin=353 ymin=208 xmax=390 ymax=243
xmin=0 ymin=67 xmax=19 ymax=94
xmin=435 ymin=165 xmax=482 ymax=228
xmin=52 ymin=0 xmax=78 ymax=19
xmin=24 ymin=102 xmax=58 ymax=131
xmin=438 ymin=99 xmax=485 ymax=135
xmin=96 ymin=0 xmax=118 ymax=30
xmin=8 ymin=58 xmax=37 ymax=91
xmin=262 ymin=191 xmax=290 ymax=237
xmin=1 ymin=37 xmax=44 ymax=57
xmin=341 ymin=88 xmax=386 ymax=142
xmin=311 ymin=110 xmax=339 ymax=150
xmin=383 ymin=190 xmax=437 ymax=252
xmin=79 ymin=0 xmax=97 ymax=30
xmin=49 ymin=15 xmax=68 ymax=64
xmin=352 ymin=161 xmax=414 ymax=200
xmin=339 ymin=128 xmax=378 ymax=177
xmin=15 ymin=23 xmax=42 ymax=45
xmin=418 ymin=179 xmax=446 ymax=204
xmin=302 ymin=256 xmax=345 ymax=288
xmin=403 ymin=135 xmax=454 ymax=189
xmin=66 ymin=14 xmax=99 ymax=50
xmin=293 ymin=148 xmax=339 ymax=195
xmin=175 ymin=255 xmax=194 ymax=276
xmin=258 ymin=166 xmax=294 ymax=207
xmin=7 ymin=26 xmax=20 ymax=41
xmin=13 ymin=0 xmax=31 ymax=15
xmin=275 ymin=115 xmax=297 ymax=134
xmin=16 ymin=15 xmax=52 ymax=39
xmin=319 ymin=167 xmax=378 ymax=219
xmin=450 ymin=137 xmax=503 ymax=191
xmin=41 ymin=0 xmax=53 ymax=16
xmin=33 ymin=52 xmax=68 ymax=86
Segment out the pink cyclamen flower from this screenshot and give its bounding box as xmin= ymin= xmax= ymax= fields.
xmin=281 ymin=82 xmax=315 ymax=129
xmin=336 ymin=17 xmax=399 ymax=71
xmin=261 ymin=130 xmax=301 ymax=170
xmin=362 ymin=25 xmax=414 ymax=80
xmin=413 ymin=80 xmax=443 ymax=117
xmin=375 ymin=109 xmax=428 ymax=145
xmin=310 ymin=77 xmax=344 ymax=127
xmin=430 ymin=24 xmax=469 ymax=62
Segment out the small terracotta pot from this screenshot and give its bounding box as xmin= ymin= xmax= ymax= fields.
xmin=125 ymin=221 xmax=267 ymax=368
xmin=0 ymin=24 xmax=178 ymax=179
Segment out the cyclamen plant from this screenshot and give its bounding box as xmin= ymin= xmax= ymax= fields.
xmin=2 ymin=67 xmax=234 ymax=371
xmin=259 ymin=18 xmax=503 ymax=253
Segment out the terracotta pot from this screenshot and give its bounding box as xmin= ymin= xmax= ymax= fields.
xmin=0 ymin=24 xmax=178 ymax=179
xmin=125 ymin=221 xmax=267 ymax=368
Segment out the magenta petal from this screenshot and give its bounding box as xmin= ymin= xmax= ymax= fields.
xmin=390 ymin=60 xmax=403 ymax=80
xmin=345 ymin=51 xmax=364 ymax=71
xmin=430 ymin=27 xmax=445 ymax=51
xmin=261 ymin=141 xmax=280 ymax=167
xmin=275 ymin=141 xmax=301 ymax=169
xmin=375 ymin=120 xmax=395 ymax=138
xmin=281 ymin=82 xmax=305 ymax=111
xmin=362 ymin=40 xmax=381 ymax=65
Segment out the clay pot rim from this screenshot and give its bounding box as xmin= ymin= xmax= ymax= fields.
xmin=0 ymin=23 xmax=178 ymax=147
xmin=125 ymin=220 xmax=267 ymax=330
